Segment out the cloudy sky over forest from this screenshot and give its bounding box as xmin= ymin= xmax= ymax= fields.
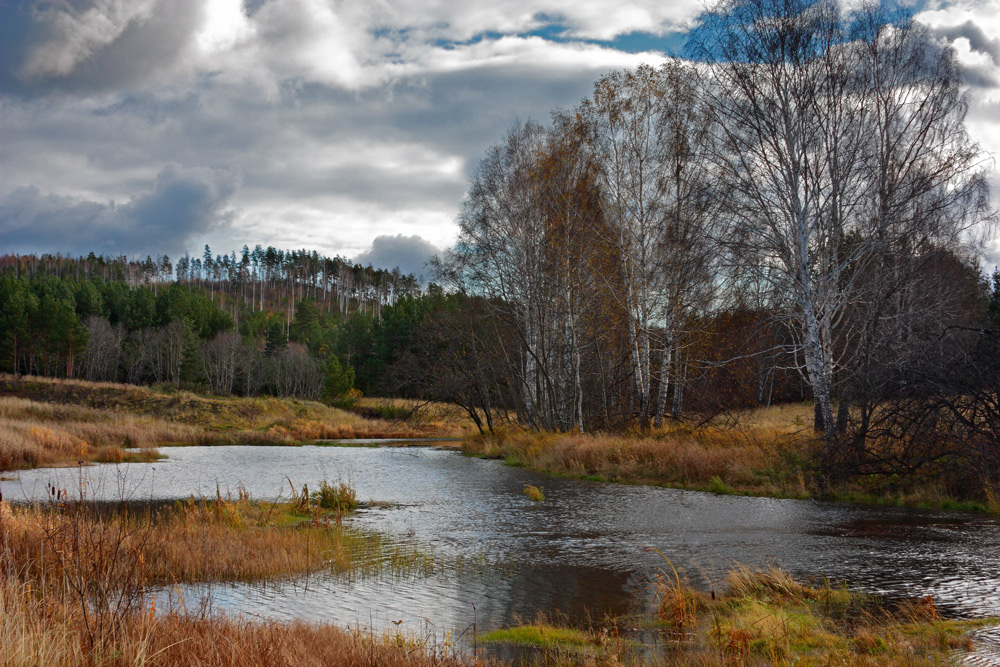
xmin=1 ymin=0 xmax=999 ymax=276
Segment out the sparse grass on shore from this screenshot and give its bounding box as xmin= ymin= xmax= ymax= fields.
xmin=0 ymin=374 xmax=468 ymax=471
xmin=0 ymin=579 xmax=484 ymax=667
xmin=1 ymin=494 xmax=432 ymax=586
xmin=483 ymin=565 xmax=996 ymax=665
xmin=0 ymin=485 xmax=479 ymax=666
xmin=463 ymin=404 xmax=1000 ymax=513
xmin=463 ymin=407 xmax=813 ymax=500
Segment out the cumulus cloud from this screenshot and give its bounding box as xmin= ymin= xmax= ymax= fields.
xmin=0 ymin=0 xmax=996 ymax=265
xmin=931 ymin=20 xmax=1000 ymax=65
xmin=353 ymin=234 xmax=441 ymax=279
xmin=0 ymin=163 xmax=239 ymax=258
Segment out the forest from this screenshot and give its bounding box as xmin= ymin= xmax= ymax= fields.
xmin=0 ymin=248 xmax=421 ymax=403
xmin=413 ymin=0 xmax=1000 ymax=490
xmin=2 ymin=0 xmax=999 ymax=491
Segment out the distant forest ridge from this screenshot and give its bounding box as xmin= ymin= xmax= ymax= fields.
xmin=0 ymin=248 xmax=431 ymax=402
xmin=0 ymin=246 xmax=422 ymax=321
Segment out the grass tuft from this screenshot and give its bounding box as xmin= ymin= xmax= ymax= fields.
xmin=313 ymin=479 xmax=359 ymax=512
xmin=523 ymin=484 xmax=545 ymax=502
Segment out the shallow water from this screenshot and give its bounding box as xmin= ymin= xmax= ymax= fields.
xmin=4 ymin=444 xmax=1000 ymax=639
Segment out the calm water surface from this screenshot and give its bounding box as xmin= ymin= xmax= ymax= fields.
xmin=4 ymin=444 xmax=1000 ymax=639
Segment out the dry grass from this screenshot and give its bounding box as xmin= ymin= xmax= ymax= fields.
xmin=463 ymin=406 xmax=818 ymax=498
xmin=651 ymin=564 xmax=991 ymax=666
xmin=0 ymin=579 xmax=484 ymax=667
xmin=0 ymin=493 xmax=467 ymax=666
xmin=1 ymin=396 xmax=178 ymax=470
xmin=0 ymin=374 xmax=464 ymax=471
xmin=1 ymin=496 xmax=432 ymax=586
xmin=351 ymin=397 xmax=477 ymax=436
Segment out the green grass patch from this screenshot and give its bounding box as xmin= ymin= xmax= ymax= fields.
xmin=481 ymin=625 xmax=594 ymax=648
xmin=706 ymin=475 xmax=734 ymax=495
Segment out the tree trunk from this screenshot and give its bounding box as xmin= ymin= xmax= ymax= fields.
xmin=653 ymin=333 xmax=673 ymax=428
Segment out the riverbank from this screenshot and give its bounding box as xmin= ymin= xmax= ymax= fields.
xmin=6 ymin=493 xmax=991 ymax=665
xmin=483 ymin=564 xmax=996 ymax=665
xmin=462 ymin=404 xmax=1000 ymax=514
xmin=0 ymin=494 xmax=475 ymax=666
xmin=0 ymin=374 xmax=469 ymax=470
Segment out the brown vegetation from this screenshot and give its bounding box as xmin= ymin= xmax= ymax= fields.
xmin=464 ymin=403 xmax=1000 ymax=511
xmin=0 ymin=374 xmax=468 ymax=470
xmin=1 ymin=495 xmax=431 ymax=586
xmin=0 ymin=493 xmax=467 ymax=666
xmin=649 ymin=564 xmax=993 ymax=666
xmin=464 ymin=404 xmax=816 ymax=498
xmin=1 ymin=589 xmax=481 ymax=667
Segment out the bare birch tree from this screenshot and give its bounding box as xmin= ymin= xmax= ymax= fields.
xmin=694 ymin=0 xmax=993 ymax=449
xmin=581 ymin=61 xmax=720 ymax=428
xmin=694 ymin=0 xmax=882 ymax=438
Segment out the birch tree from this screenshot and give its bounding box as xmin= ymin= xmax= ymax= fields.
xmin=582 ymin=65 xmax=669 ymax=427
xmin=581 ymin=62 xmax=720 ymax=427
xmin=694 ymin=0 xmax=875 ymax=438
xmin=694 ymin=0 xmax=993 ymax=447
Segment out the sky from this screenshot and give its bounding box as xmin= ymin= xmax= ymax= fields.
xmin=1 ymin=0 xmax=999 ymax=278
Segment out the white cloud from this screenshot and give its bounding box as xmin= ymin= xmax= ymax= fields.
xmin=353 ymin=234 xmax=442 ymax=278
xmin=0 ymin=0 xmax=997 ymax=264
xmin=196 ymin=0 xmax=254 ymax=53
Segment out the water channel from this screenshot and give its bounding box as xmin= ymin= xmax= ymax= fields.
xmin=3 ymin=443 xmax=1000 ymax=647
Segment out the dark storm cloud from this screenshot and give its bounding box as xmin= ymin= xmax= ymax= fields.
xmin=932 ymin=20 xmax=1000 ymax=65
xmin=926 ymin=20 xmax=1000 ymax=89
xmin=0 ymin=163 xmax=238 ymax=257
xmin=354 ymin=234 xmax=441 ymax=279
xmin=0 ymin=0 xmax=204 ymax=97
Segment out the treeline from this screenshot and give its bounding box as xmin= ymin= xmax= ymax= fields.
xmin=0 ymin=245 xmax=420 ymax=329
xmin=0 ymin=248 xmax=423 ymax=403
xmin=415 ymin=0 xmax=1000 ymax=490
xmin=3 ymin=0 xmax=999 ymax=495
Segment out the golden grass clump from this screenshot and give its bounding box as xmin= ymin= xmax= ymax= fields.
xmin=523 ymin=484 xmax=545 ymax=501
xmin=723 ymin=564 xmax=819 ymax=603
xmin=0 ymin=495 xmax=432 ymax=586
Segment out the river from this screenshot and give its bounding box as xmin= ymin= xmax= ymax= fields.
xmin=3 ymin=443 xmax=999 ymax=644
